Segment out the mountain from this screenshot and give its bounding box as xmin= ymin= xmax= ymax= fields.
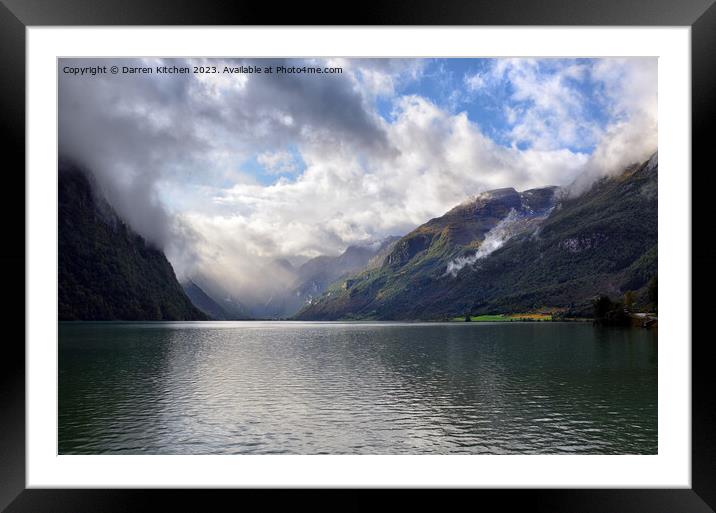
xmin=215 ymin=293 xmax=254 ymax=320
xmin=182 ymin=277 xmax=255 ymax=320
xmin=182 ymin=280 xmax=234 ymax=320
xmin=294 ymin=237 xmax=401 ymax=303
xmin=295 ymin=154 xmax=657 ymax=320
xmin=261 ymin=237 xmax=400 ymax=318
xmin=58 ymin=162 xmax=207 ymax=321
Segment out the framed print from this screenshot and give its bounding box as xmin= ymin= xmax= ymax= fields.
xmin=2 ymin=0 xmax=715 ymax=511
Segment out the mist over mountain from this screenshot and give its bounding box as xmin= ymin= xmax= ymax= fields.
xmin=295 ymin=154 xmax=657 ymax=320
xmin=182 ymin=280 xmax=245 ymax=320
xmin=58 ymin=162 xmax=207 ymax=321
xmin=58 ymin=58 xmax=657 ymax=313
xmin=187 ymin=236 xmax=400 ymax=319
xmin=58 ymin=152 xmax=656 ymax=322
xmin=281 ymin=236 xmax=401 ymax=317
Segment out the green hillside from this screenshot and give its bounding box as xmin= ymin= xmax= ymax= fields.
xmin=296 ymin=154 xmax=657 ymax=320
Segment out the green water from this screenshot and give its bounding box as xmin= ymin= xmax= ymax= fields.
xmin=59 ymin=321 xmax=657 ymax=454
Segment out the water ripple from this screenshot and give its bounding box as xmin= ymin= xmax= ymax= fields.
xmin=59 ymin=322 xmax=657 ymax=455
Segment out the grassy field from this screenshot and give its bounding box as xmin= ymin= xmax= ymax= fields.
xmin=451 ymin=313 xmax=553 ymax=322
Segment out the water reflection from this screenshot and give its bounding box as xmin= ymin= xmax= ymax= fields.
xmin=59 ymin=322 xmax=657 ymax=454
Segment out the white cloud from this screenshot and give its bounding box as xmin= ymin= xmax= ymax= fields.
xmin=490 ymin=59 xmax=601 ymax=151
xmin=464 ymin=72 xmax=486 ymax=91
xmin=59 ymin=57 xmax=656 ymax=306
xmin=570 ymin=58 xmax=658 ymax=193
xmin=256 ymin=150 xmax=300 ymax=175
xmin=174 ymin=94 xmax=588 ymax=294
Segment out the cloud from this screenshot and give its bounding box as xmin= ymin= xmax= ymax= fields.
xmin=59 ymin=57 xmax=392 ymax=248
xmin=460 ymin=57 xmax=657 ymax=191
xmin=186 ymin=94 xmax=587 ymax=268
xmin=464 ymin=72 xmax=486 ymax=91
xmin=568 ymin=58 xmax=658 ymax=193
xmin=488 ymin=59 xmax=601 ymax=151
xmin=445 ymin=208 xmax=525 ymax=277
xmin=347 ymin=58 xmax=428 ymax=98
xmin=58 ymin=57 xmax=656 ymax=308
xmin=256 ymin=150 xmax=301 ymax=175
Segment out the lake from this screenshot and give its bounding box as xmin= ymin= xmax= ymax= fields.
xmin=58 ymin=321 xmax=657 ymax=454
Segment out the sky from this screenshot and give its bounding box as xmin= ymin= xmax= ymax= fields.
xmin=58 ymin=57 xmax=657 ymax=300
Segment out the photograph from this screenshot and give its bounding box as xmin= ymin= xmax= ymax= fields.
xmin=1 ymin=0 xmax=711 ymax=504
xmin=57 ymin=56 xmax=659 ymax=456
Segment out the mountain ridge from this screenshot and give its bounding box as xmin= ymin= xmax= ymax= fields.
xmin=295 ymin=154 xmax=657 ymax=320
xmin=259 ymin=236 xmax=401 ymax=318
xmin=182 ymin=280 xmax=244 ymax=320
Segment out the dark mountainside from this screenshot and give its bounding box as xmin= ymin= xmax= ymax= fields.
xmin=182 ymin=280 xmax=248 ymax=320
xmin=185 ymin=274 xmax=260 ymax=320
xmin=296 ymin=154 xmax=657 ymax=320
xmin=58 ymin=162 xmax=207 ymax=321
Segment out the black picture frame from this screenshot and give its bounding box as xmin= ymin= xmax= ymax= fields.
xmin=2 ymin=1 xmax=714 ymax=511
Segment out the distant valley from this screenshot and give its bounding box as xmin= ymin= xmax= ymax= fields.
xmin=59 ymin=154 xmax=657 ymax=322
